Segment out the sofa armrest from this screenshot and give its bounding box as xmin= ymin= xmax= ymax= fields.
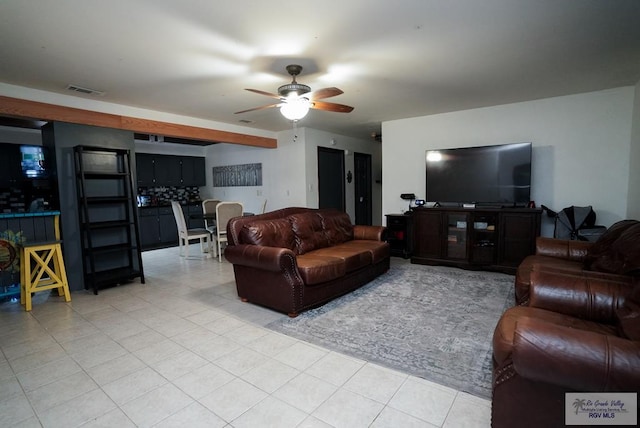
xmin=512 ymin=316 xmax=640 ymax=391
xmin=535 ymin=237 xmax=592 ymax=261
xmin=353 ymin=225 xmax=386 ymax=241
xmin=225 ymin=244 xmax=298 ymax=273
xmin=528 ymin=269 xmax=633 ymax=323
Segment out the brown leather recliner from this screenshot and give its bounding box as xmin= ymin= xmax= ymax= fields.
xmin=492 ymin=269 xmax=640 ymax=428
xmin=515 ymin=220 xmax=640 ymax=305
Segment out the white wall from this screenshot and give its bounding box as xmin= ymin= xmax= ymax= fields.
xmin=202 ymin=126 xmax=382 ymax=223
xmin=383 ymin=87 xmax=636 ymax=236
xmin=202 ymin=129 xmax=305 ymax=215
xmin=0 ymin=125 xmax=42 ymax=145
xmin=628 ymin=80 xmax=640 ymax=220
xmin=301 ymin=128 xmax=383 ymax=225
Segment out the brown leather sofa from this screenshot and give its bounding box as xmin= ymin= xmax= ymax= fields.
xmin=225 ymin=207 xmax=390 ymax=317
xmin=492 ymin=269 xmax=640 ymax=428
xmin=515 ymin=219 xmax=640 ymax=305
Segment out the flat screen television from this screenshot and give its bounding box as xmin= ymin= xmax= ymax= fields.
xmin=20 ymin=145 xmax=49 ymax=179
xmin=425 ymin=142 xmax=532 ymax=207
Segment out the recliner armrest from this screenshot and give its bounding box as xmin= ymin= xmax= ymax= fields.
xmin=528 ymin=269 xmax=633 ymax=323
xmin=513 ymin=316 xmax=640 ymax=391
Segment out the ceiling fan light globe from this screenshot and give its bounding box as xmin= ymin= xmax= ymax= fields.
xmin=280 ymin=98 xmax=310 ymax=120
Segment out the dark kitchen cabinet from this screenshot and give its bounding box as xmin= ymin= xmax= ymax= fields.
xmin=138 ymin=207 xmax=160 ymax=248
xmin=154 ymin=156 xmax=182 ymax=186
xmin=138 ymin=206 xmax=179 ymax=250
xmin=135 ymin=154 xmax=205 ymax=187
xmin=181 ymin=156 xmax=206 ymax=186
xmin=136 ymin=153 xmax=155 ymax=186
xmin=158 ymin=206 xmax=178 ymax=245
xmin=0 ymin=144 xmax=22 ymax=187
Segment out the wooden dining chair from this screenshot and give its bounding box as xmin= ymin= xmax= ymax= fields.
xmin=201 ymin=199 xmax=220 ymax=233
xmin=170 ymin=201 xmax=213 ymax=259
xmin=215 ymin=201 xmax=244 ymax=262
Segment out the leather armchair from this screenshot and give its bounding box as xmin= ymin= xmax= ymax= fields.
xmin=515 ymin=219 xmax=640 ymax=305
xmin=492 ymin=270 xmax=640 ymax=428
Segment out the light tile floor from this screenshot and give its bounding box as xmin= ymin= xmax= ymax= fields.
xmin=0 ymin=245 xmax=492 ymax=427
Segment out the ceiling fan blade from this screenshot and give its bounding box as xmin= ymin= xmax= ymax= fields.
xmin=245 ymin=88 xmax=282 ymax=100
xmin=311 ymin=100 xmax=354 ymax=113
xmin=306 ymin=87 xmax=343 ymax=101
xmin=234 ymin=103 xmax=281 ymax=114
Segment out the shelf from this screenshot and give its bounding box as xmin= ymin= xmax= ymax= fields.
xmin=85 ymin=267 xmax=144 ymax=287
xmin=82 ymin=220 xmax=132 ymax=230
xmin=83 ymin=242 xmax=137 ymax=254
xmin=84 ymin=196 xmax=130 ymax=204
xmin=74 ymin=146 xmax=145 ymax=294
xmin=79 ymin=171 xmax=129 ymax=179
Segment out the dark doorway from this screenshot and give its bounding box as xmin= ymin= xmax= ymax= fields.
xmin=318 ymin=147 xmax=345 ymax=211
xmin=354 ymin=152 xmax=372 ymax=225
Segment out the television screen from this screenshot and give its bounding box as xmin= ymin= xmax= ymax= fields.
xmin=425 ymin=142 xmax=532 ymax=206
xmin=20 ymin=145 xmax=48 ymax=179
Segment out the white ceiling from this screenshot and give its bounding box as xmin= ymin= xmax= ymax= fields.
xmin=1 ymin=0 xmax=639 ymax=140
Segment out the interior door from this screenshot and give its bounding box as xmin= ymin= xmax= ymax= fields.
xmin=318 ymin=147 xmax=345 ymax=211
xmin=354 ymin=152 xmax=372 ymax=225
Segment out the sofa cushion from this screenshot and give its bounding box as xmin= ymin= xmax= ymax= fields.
xmin=308 ymin=245 xmax=371 ymax=272
xmin=589 ymin=222 xmax=640 ymax=275
xmin=295 ymin=254 xmax=345 ymax=285
xmin=584 ymin=220 xmax=639 ymax=270
xmin=338 ymin=240 xmax=390 ymax=264
xmin=239 ymin=218 xmax=296 ymax=250
xmin=289 ymin=213 xmax=330 ymax=254
xmin=319 ymin=211 xmax=354 ymax=245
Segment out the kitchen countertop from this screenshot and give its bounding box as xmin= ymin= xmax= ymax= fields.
xmin=138 ymin=202 xmax=202 ymax=208
xmin=0 ymin=210 xmax=61 ymax=219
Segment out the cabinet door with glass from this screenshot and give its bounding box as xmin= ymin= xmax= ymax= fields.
xmin=445 ymin=213 xmax=469 ymax=260
xmin=470 ymin=212 xmax=498 ymax=264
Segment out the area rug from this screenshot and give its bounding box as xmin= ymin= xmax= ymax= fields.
xmin=266 ymin=260 xmax=515 ymax=399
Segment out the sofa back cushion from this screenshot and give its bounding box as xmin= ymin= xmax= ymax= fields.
xmin=239 ymin=218 xmax=296 ymax=250
xmin=319 ymin=210 xmax=354 ymax=245
xmin=586 ymin=221 xmax=640 ymax=275
xmin=289 ymin=213 xmax=329 ymax=254
xmin=236 ymin=209 xmax=355 ymax=255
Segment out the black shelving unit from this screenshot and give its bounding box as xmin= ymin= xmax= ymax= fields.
xmin=74 ymin=146 xmax=145 ymax=294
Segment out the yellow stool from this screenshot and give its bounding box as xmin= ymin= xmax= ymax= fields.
xmin=19 ymin=215 xmax=71 ymax=311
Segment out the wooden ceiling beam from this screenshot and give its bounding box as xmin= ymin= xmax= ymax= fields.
xmin=0 ymin=95 xmax=277 ymax=148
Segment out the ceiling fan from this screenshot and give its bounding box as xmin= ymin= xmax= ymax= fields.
xmin=235 ymin=64 xmax=354 ymax=120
